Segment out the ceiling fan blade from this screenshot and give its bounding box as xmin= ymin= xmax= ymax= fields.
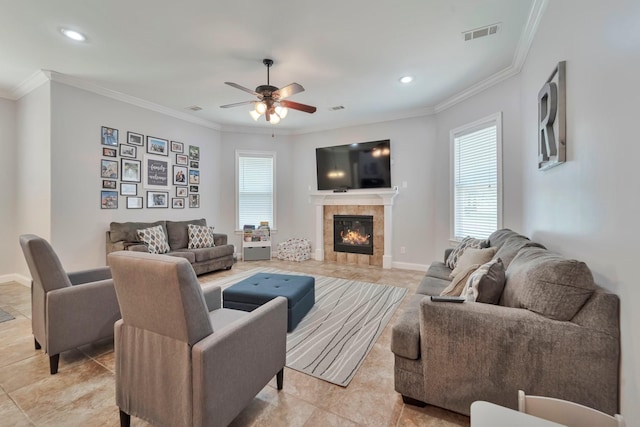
xmin=274 ymin=83 xmax=304 ymax=100
xmin=220 ymin=100 xmax=256 ymax=109
xmin=225 ymin=82 xmax=259 ymax=97
xmin=280 ymin=100 xmax=317 ymax=114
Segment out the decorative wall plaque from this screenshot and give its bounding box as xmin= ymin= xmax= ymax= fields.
xmin=538 ymin=61 xmax=566 ymax=170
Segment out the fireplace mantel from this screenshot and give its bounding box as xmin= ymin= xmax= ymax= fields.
xmin=309 ymin=188 xmax=398 ymax=268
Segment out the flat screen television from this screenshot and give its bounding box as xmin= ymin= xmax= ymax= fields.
xmin=316 ymin=139 xmax=391 ymax=191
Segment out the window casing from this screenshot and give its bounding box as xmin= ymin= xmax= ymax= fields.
xmin=450 ymin=113 xmax=502 ymax=241
xmin=236 ymin=150 xmax=276 ymax=230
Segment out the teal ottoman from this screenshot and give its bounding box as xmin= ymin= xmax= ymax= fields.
xmin=223 ymin=273 xmax=315 ymax=332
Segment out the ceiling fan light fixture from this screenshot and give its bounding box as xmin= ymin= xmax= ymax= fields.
xmin=275 ymin=105 xmax=288 ymax=119
xmin=270 ymin=114 xmax=281 ymax=125
xmin=255 ymin=101 xmax=267 ymax=114
xmin=249 ymin=110 xmax=261 ymax=121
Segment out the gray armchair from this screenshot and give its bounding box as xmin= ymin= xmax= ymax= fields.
xmin=108 ymin=251 xmax=287 ymax=427
xmin=19 ymin=234 xmax=121 ymax=374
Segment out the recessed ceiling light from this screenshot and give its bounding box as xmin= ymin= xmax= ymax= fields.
xmin=60 ymin=28 xmax=86 ymax=42
xmin=399 ymin=76 xmax=413 ymax=84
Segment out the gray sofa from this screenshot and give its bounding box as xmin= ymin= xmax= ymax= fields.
xmin=106 ymin=218 xmax=234 ymax=275
xmin=391 ymin=229 xmax=620 ymax=416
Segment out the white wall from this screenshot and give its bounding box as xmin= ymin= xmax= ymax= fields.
xmin=518 ymin=0 xmax=640 ymax=419
xmin=218 ymin=130 xmax=295 ymax=253
xmin=0 ymin=98 xmax=17 ymax=277
xmin=290 ymin=115 xmax=438 ymax=268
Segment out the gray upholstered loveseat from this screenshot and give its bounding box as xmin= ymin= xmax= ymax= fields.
xmin=106 ymin=218 xmax=234 ymax=275
xmin=391 ymin=229 xmax=620 ymax=416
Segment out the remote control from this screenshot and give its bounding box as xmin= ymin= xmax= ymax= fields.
xmin=430 ymin=295 xmax=466 ymax=303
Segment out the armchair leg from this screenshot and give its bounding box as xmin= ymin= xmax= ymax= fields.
xmin=276 ymin=368 xmax=284 ymax=390
xmin=119 ymin=410 xmax=131 ymax=427
xmin=34 ymin=338 xmax=41 ymax=350
xmin=49 ymin=354 xmax=60 ymax=375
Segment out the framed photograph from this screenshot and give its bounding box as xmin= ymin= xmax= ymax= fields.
xmin=172 ymin=198 xmax=185 ymax=209
xmin=143 ymin=155 xmax=169 ymax=189
xmin=176 ymin=154 xmax=188 ymax=165
xmin=190 ymin=160 xmax=199 ymax=169
xmin=101 ymin=159 xmax=118 ymax=179
xmin=173 ymin=165 xmax=188 ymax=186
xmin=102 ymin=147 xmax=117 ymax=158
xmin=121 ymin=158 xmax=141 ymax=183
xmin=120 ymin=183 xmax=137 ymax=196
xmin=190 ymin=185 xmax=198 ymax=193
xmin=147 ymin=191 xmax=169 ymax=208
xmin=126 ymin=197 xmax=143 ymax=209
xmin=189 ymin=145 xmax=200 ymax=160
xmin=127 ymin=132 xmax=144 ymax=146
xmin=102 ymin=180 xmax=117 ymax=190
xmin=176 ymin=187 xmax=188 ymax=197
xmin=101 ymin=191 xmax=118 ymax=209
xmin=147 ymin=136 xmax=169 ymax=156
xmin=101 ymin=126 xmax=118 ymax=146
xmin=171 ymin=141 xmax=184 ymax=153
xmin=119 ymin=144 xmax=137 ymax=158
xmin=188 ymin=169 xmax=200 ymax=185
xmin=189 ymin=194 xmax=200 ymax=208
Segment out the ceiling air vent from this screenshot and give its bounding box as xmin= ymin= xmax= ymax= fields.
xmin=463 ymin=23 xmax=500 ymax=41
xmin=186 ymin=105 xmax=202 ymax=111
xmin=329 ymin=105 xmax=345 ymax=111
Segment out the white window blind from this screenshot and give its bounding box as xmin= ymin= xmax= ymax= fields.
xmin=237 ymin=152 xmax=275 ymax=229
xmin=451 ymin=114 xmax=501 ymax=240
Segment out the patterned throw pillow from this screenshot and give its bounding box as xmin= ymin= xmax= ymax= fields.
xmin=136 ymin=225 xmax=170 ymax=254
xmin=445 ymin=236 xmax=488 ymax=269
xmin=440 ymin=263 xmax=480 ymax=297
xmin=463 ymin=258 xmax=505 ymax=303
xmin=188 ymin=224 xmax=216 ymax=249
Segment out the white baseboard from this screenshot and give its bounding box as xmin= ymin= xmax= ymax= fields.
xmin=390 ymin=261 xmax=430 ymax=272
xmin=0 ymin=274 xmax=31 ymax=287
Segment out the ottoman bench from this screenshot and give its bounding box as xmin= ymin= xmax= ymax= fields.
xmin=223 ymin=273 xmax=315 ymax=332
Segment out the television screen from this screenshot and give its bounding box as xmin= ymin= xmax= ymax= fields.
xmin=316 ymin=140 xmax=391 ymax=191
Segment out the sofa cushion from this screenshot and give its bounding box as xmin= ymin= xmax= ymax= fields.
xmin=426 ymin=261 xmax=453 ymax=281
xmin=416 ymin=276 xmax=451 ymax=296
xmin=463 ymin=258 xmax=505 ymax=304
xmin=492 ymin=235 xmax=545 ymax=269
xmin=501 ymin=247 xmax=596 ymax=321
xmin=136 ymin=225 xmax=170 ymax=254
xmin=450 ymin=247 xmax=497 ymax=277
xmin=110 ymin=221 xmax=166 ymax=243
xmin=487 ymin=228 xmax=521 ymax=249
xmin=440 ymin=263 xmax=480 ymax=297
xmin=445 ymin=237 xmax=488 ymax=269
xmin=191 ymin=245 xmax=234 ymax=263
xmin=166 ymin=218 xmax=207 ymax=250
xmin=390 ymin=294 xmax=424 ymax=360
xmin=187 ymin=224 xmax=215 ymax=249
xmin=166 ymin=250 xmax=196 ymax=264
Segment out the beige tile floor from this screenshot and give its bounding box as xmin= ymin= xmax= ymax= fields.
xmin=0 ymin=259 xmax=470 ymax=427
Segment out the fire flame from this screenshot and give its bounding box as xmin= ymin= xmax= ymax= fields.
xmin=340 ymin=229 xmax=370 ymax=245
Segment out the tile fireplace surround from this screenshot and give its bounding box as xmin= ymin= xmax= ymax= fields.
xmin=309 ymin=188 xmax=398 ymax=268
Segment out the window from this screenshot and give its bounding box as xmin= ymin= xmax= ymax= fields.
xmin=236 ymin=151 xmax=276 ymax=230
xmin=450 ymin=113 xmax=502 ymax=241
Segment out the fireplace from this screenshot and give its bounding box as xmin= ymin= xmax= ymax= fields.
xmin=333 ymin=215 xmax=374 ymax=255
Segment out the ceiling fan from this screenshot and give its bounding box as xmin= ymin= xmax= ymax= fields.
xmin=220 ymin=58 xmax=317 ymax=124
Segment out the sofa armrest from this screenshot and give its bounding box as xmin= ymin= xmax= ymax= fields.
xmin=212 ymin=233 xmax=228 ymax=246
xmin=68 ymin=267 xmax=112 ymax=285
xmin=191 ymin=297 xmax=287 ymax=426
xmin=201 ymin=285 xmax=222 ymax=311
xmin=444 ymin=248 xmax=453 ymax=263
xmin=419 ymin=299 xmax=619 ymax=416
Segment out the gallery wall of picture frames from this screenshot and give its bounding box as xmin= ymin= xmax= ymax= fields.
xmin=100 ymin=125 xmax=201 ymax=209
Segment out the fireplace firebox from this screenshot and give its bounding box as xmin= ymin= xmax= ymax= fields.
xmin=333 ymin=215 xmax=374 ymax=255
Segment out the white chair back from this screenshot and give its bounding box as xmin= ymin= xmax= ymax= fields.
xmin=518 ymin=390 xmax=625 ymax=427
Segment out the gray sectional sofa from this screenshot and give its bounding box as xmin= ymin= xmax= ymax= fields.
xmin=106 ymin=218 xmax=234 ymax=275
xmin=391 ymin=229 xmax=620 ymax=416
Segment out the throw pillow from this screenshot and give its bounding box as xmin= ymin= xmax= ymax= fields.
xmin=440 ymin=263 xmax=480 ymax=297
xmin=445 ymin=236 xmax=488 ymax=269
xmin=449 ymin=247 xmax=497 ymax=278
xmin=463 ymin=258 xmax=506 ymax=304
xmin=136 ymin=225 xmax=170 ymax=254
xmin=188 ymin=224 xmax=216 ymax=249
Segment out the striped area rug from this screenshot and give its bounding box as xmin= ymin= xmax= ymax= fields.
xmin=202 ymin=267 xmax=407 ymax=387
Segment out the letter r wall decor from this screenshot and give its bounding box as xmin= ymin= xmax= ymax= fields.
xmin=538 ymin=61 xmax=566 ymax=170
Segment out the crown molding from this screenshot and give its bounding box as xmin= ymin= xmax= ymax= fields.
xmin=434 ymin=0 xmax=548 ymax=114
xmin=6 ymin=70 xmax=50 ymax=100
